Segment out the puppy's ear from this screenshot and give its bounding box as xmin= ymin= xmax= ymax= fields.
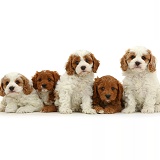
xmin=117 ymin=81 xmax=123 ymax=101
xmin=90 ymin=54 xmax=100 ymax=73
xmin=0 ymin=80 xmax=5 ymax=96
xmin=148 ymin=50 xmax=156 ymax=72
xmin=52 ymin=71 xmax=60 ymax=84
xmin=31 ymin=72 xmax=38 ymax=89
xmin=120 ymin=49 xmax=129 ymax=71
xmin=21 ymin=75 xmax=33 ymax=95
xmin=65 ymin=55 xmax=75 ymax=75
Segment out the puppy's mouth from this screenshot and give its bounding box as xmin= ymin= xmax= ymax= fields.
xmin=78 ymin=71 xmax=90 ymax=75
xmin=41 ymin=88 xmax=49 ymax=92
xmin=105 ymin=99 xmax=111 ymax=103
xmin=8 ymin=91 xmax=19 ymax=95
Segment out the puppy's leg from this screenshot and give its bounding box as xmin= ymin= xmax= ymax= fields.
xmin=122 ymin=93 xmax=136 ymax=113
xmin=81 ymin=96 xmax=96 ymax=114
xmin=5 ymin=103 xmax=18 ymax=113
xmin=58 ymin=91 xmax=72 ymax=114
xmin=94 ymin=105 xmax=104 ymax=114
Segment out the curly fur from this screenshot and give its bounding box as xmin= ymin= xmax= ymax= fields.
xmin=32 ymin=70 xmax=60 ymax=112
xmin=55 ymin=50 xmax=100 ymax=114
xmin=93 ymin=75 xmax=123 ymax=114
xmin=121 ymin=46 xmax=160 ymax=113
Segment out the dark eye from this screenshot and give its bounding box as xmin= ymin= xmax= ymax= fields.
xmin=15 ymin=80 xmax=20 ymax=84
xmin=101 ymin=87 xmax=105 ymax=91
xmin=111 ymin=87 xmax=115 ymax=91
xmin=130 ymin=55 xmax=135 ymax=60
xmin=142 ymin=56 xmax=146 ymax=60
xmin=85 ymin=59 xmax=89 ymax=63
xmin=48 ymin=78 xmax=51 ymax=82
xmin=6 ymin=81 xmax=9 ymax=85
xmin=75 ymin=61 xmax=79 ymax=65
xmin=38 ymin=78 xmax=41 ymax=82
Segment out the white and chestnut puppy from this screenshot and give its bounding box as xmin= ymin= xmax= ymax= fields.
xmin=121 ymin=46 xmax=160 ymax=113
xmin=0 ymin=72 xmax=43 ymax=113
xmin=55 ymin=50 xmax=100 ymax=114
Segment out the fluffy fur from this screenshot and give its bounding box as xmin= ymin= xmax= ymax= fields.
xmin=120 ymin=46 xmax=160 ymax=113
xmin=93 ymin=75 xmax=123 ymax=114
xmin=55 ymin=50 xmax=100 ymax=114
xmin=0 ymin=72 xmax=43 ymax=113
xmin=32 ymin=70 xmax=60 ymax=112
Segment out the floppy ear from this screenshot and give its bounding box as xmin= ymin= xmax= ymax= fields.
xmin=65 ymin=55 xmax=75 ymax=75
xmin=120 ymin=49 xmax=129 ymax=71
xmin=21 ymin=75 xmax=33 ymax=95
xmin=0 ymin=80 xmax=5 ymax=96
xmin=90 ymin=54 xmax=100 ymax=73
xmin=117 ymin=81 xmax=123 ymax=101
xmin=31 ymin=72 xmax=38 ymax=89
xmin=92 ymin=78 xmax=100 ymax=105
xmin=52 ymin=71 xmax=60 ymax=84
xmin=148 ymin=50 xmax=156 ymax=72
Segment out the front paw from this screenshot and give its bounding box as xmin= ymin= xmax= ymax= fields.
xmin=41 ymin=106 xmax=57 ymax=112
xmin=16 ymin=107 xmax=34 ymax=113
xmin=104 ymin=108 xmax=116 ymax=114
xmin=94 ymin=106 xmax=104 ymax=114
xmin=122 ymin=107 xmax=135 ymax=113
xmin=82 ymin=108 xmax=96 ymax=114
xmin=155 ymin=105 xmax=160 ymax=112
xmin=5 ymin=106 xmax=17 ymax=113
xmin=59 ymin=107 xmax=72 ymax=114
xmin=141 ymin=107 xmax=154 ymax=113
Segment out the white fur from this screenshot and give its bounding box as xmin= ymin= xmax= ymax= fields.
xmin=55 ymin=50 xmax=96 ymax=114
xmin=0 ymin=72 xmax=43 ymax=113
xmin=122 ymin=46 xmax=160 ymax=113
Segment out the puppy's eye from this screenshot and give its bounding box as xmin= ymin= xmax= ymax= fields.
xmin=142 ymin=56 xmax=146 ymax=60
xmin=111 ymin=87 xmax=115 ymax=91
xmin=6 ymin=81 xmax=9 ymax=85
xmin=101 ymin=87 xmax=105 ymax=91
xmin=75 ymin=61 xmax=79 ymax=65
xmin=85 ymin=59 xmax=89 ymax=63
xmin=15 ymin=80 xmax=20 ymax=84
xmin=130 ymin=55 xmax=135 ymax=60
xmin=48 ymin=78 xmax=51 ymax=82
xmin=38 ymin=78 xmax=42 ymax=82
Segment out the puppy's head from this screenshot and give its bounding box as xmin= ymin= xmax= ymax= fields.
xmin=32 ymin=70 xmax=60 ymax=92
xmin=93 ymin=76 xmax=123 ymax=104
xmin=120 ymin=46 xmax=156 ymax=73
xmin=0 ymin=72 xmax=33 ymax=97
xmin=65 ymin=50 xmax=100 ymax=76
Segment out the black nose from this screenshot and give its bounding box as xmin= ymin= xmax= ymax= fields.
xmin=106 ymin=94 xmax=111 ymax=99
xmin=9 ymin=86 xmax=14 ymax=91
xmin=42 ymin=84 xmax=47 ymax=88
xmin=135 ymin=61 xmax=141 ymax=66
xmin=81 ymin=66 xmax=86 ymax=70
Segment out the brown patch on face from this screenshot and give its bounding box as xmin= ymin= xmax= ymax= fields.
xmin=32 ymin=70 xmax=60 ymax=91
xmin=127 ymin=52 xmax=136 ymax=63
xmin=15 ymin=78 xmax=23 ymax=87
xmin=65 ymin=55 xmax=81 ymax=75
xmin=83 ymin=55 xmax=93 ymax=64
xmin=93 ymin=75 xmax=123 ymax=106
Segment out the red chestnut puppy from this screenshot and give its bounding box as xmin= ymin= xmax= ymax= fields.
xmin=93 ymin=75 xmax=123 ymax=114
xmin=32 ymin=70 xmax=60 ymax=112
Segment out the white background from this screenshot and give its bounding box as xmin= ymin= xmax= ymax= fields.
xmin=0 ymin=0 xmax=160 ymax=160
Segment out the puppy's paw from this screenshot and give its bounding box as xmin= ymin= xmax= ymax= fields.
xmin=82 ymin=108 xmax=96 ymax=114
xmin=104 ymin=108 xmax=116 ymax=114
xmin=59 ymin=107 xmax=72 ymax=114
xmin=155 ymin=105 xmax=160 ymax=112
xmin=41 ymin=106 xmax=57 ymax=112
xmin=98 ymin=110 xmax=104 ymax=114
xmin=5 ymin=107 xmax=17 ymax=113
xmin=141 ymin=108 xmax=154 ymax=113
xmin=16 ymin=107 xmax=34 ymax=113
xmin=122 ymin=107 xmax=135 ymax=113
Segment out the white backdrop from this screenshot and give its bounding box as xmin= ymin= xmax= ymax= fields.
xmin=0 ymin=0 xmax=160 ymax=160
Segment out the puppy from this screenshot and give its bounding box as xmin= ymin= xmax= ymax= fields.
xmin=0 ymin=72 xmax=43 ymax=113
xmin=93 ymin=75 xmax=123 ymax=114
xmin=55 ymin=50 xmax=100 ymax=114
xmin=32 ymin=70 xmax=60 ymax=112
xmin=120 ymin=46 xmax=160 ymax=113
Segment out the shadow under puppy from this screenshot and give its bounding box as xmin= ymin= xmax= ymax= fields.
xmin=93 ymin=75 xmax=123 ymax=114
xmin=0 ymin=72 xmax=43 ymax=113
xmin=32 ymin=70 xmax=60 ymax=112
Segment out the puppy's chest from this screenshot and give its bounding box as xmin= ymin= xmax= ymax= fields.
xmin=38 ymin=92 xmax=52 ymax=105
